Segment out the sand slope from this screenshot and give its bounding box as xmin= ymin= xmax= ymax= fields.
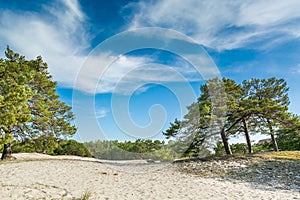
xmin=0 ymin=153 xmax=299 ymax=200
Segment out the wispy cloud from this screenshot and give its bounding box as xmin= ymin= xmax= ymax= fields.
xmin=128 ymin=0 xmax=300 ymax=50
xmin=0 ymin=0 xmax=88 ymax=88
xmin=74 ymin=53 xmax=154 ymax=94
xmin=95 ymin=107 xmax=109 ymax=119
xmin=291 ymin=64 xmax=300 ymax=74
xmin=133 ymin=84 xmax=153 ymax=95
xmin=74 ymin=51 xmax=216 ymax=95
xmin=0 ymin=1 xmax=221 ymax=95
xmin=0 ymin=1 xmax=214 ymax=95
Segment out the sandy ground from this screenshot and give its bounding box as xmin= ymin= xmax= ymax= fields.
xmin=0 ymin=153 xmax=299 ymax=200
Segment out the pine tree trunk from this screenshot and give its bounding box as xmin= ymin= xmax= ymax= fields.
xmin=221 ymin=128 xmax=232 ymax=155
xmin=267 ymin=119 xmax=279 ymax=151
xmin=242 ymin=119 xmax=252 ymax=154
xmin=270 ymin=133 xmax=279 ymax=152
xmin=43 ymin=139 xmax=47 ymax=154
xmin=1 ymin=143 xmax=12 ymax=160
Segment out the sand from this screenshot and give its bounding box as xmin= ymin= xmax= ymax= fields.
xmin=0 ymin=153 xmax=299 ymax=200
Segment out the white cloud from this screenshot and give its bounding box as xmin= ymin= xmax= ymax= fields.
xmin=95 ymin=107 xmax=109 ymax=119
xmin=63 ymin=0 xmax=85 ymax=20
xmin=128 ymin=0 xmax=300 ymax=50
xmin=74 ymin=51 xmax=216 ymax=95
xmin=74 ymin=53 xmax=153 ymax=94
xmin=292 ymin=64 xmax=300 ymax=74
xmin=133 ymin=85 xmax=153 ymax=95
xmin=0 ymin=0 xmax=88 ymax=88
xmin=0 ymin=1 xmax=220 ymax=95
xmin=236 ymin=0 xmax=300 ymax=26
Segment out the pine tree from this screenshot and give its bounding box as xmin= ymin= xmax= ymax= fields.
xmin=0 ymin=48 xmax=34 ymax=159
xmin=0 ymin=47 xmax=76 ymax=159
xmin=246 ymin=78 xmax=289 ymax=151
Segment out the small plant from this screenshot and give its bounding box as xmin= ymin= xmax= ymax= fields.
xmin=80 ymin=190 xmax=92 ymax=200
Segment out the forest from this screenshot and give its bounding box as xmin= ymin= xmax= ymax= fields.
xmin=1 ymin=48 xmax=299 ymax=160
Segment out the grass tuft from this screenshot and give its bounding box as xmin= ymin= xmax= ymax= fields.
xmin=80 ymin=190 xmax=92 ymax=200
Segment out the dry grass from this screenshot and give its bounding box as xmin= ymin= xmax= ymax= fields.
xmin=253 ymin=151 xmax=300 ymax=161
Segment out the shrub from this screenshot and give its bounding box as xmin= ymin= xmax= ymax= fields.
xmin=54 ymin=140 xmax=92 ymax=157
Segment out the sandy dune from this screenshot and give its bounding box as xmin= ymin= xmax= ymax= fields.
xmin=0 ymin=153 xmax=299 ymax=199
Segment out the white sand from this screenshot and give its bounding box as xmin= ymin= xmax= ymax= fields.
xmin=0 ymin=153 xmax=299 ymax=200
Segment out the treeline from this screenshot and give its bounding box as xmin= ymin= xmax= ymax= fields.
xmin=84 ymin=139 xmax=177 ymax=161
xmin=0 ymin=48 xmax=76 ymax=159
xmin=84 ymin=132 xmax=300 ymax=160
xmin=164 ymin=77 xmax=300 ymax=156
xmin=0 ymin=137 xmax=92 ymax=157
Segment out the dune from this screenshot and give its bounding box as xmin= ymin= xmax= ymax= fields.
xmin=0 ymin=153 xmax=299 ymax=199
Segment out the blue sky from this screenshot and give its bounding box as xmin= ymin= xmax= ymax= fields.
xmin=1 ymin=0 xmax=300 ymax=143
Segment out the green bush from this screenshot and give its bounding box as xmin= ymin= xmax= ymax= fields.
xmin=11 ymin=139 xmax=36 ymax=153
xmin=84 ymin=139 xmax=179 ymax=160
xmin=54 ymin=140 xmax=92 ymax=157
xmin=252 ymin=142 xmax=273 ymax=152
xmin=276 ymin=129 xmax=300 ymax=151
xmin=214 ymin=141 xmax=252 ymax=155
xmin=8 ymin=138 xmax=92 ymax=157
